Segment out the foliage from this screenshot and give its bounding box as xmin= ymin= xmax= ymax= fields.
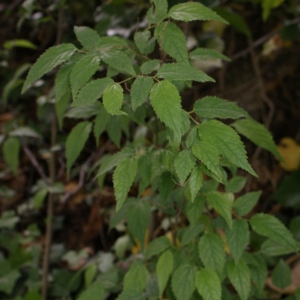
xmin=1 ymin=0 xmax=300 ymax=300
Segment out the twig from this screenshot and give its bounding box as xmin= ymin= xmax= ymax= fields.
xmin=22 ymin=144 xmax=50 ymax=185
xmin=41 ymin=7 xmax=64 ymax=299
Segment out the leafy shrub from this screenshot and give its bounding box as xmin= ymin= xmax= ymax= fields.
xmin=1 ymin=1 xmax=298 ymax=299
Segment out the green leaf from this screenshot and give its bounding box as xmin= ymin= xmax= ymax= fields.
xmin=84 ymin=264 xmax=97 ymax=287
xmin=174 ymin=150 xmax=196 ymax=185
xmin=250 ymin=213 xmax=298 ymax=252
xmin=198 ymin=120 xmax=257 ymax=176
xmin=22 ymin=43 xmax=77 ymax=93
xmin=134 ymin=30 xmax=155 ymax=54
xmin=107 ymin=116 xmax=122 ymax=148
xmin=78 ymin=281 xmax=105 ymax=300
xmin=233 ymin=191 xmax=261 ymax=216
xmin=73 ymin=77 xmax=113 ymax=106
xmin=168 ymin=2 xmax=228 ymax=23
xmin=171 ymin=264 xmax=197 ymax=300
xmin=55 ymin=88 xmax=70 ymax=130
xmin=188 ymin=166 xmax=203 ymax=202
xmin=227 ymin=259 xmax=251 ymax=300
xmin=116 ymin=291 xmax=144 ymax=300
xmin=225 ymin=176 xmax=246 ymax=193
xmin=194 ymin=96 xmax=250 ymax=120
xmin=66 ymin=102 xmax=102 ymax=119
xmin=181 ymin=224 xmax=203 ymax=246
xmin=113 ymin=156 xmax=138 ymax=211
xmin=261 ymin=239 xmax=299 ymax=256
xmin=226 ymin=219 xmax=249 ymax=264
xmin=186 ymin=196 xmax=205 ymax=224
xmin=96 ymin=147 xmax=135 ymax=176
xmin=155 ymin=22 xmax=188 ymax=64
xmin=247 ymin=253 xmax=268 ymax=292
xmin=66 ymin=121 xmax=92 ymax=176
xmin=198 ymin=233 xmax=225 ymax=276
xmin=124 ymin=263 xmax=148 ymax=293
xmin=271 ymin=259 xmax=291 ymax=289
xmin=207 ymin=191 xmax=232 ymax=228
xmin=94 ymin=106 xmax=110 ymax=145
xmin=189 ymin=48 xmax=230 ymax=61
xmin=74 ymin=26 xmax=101 ymax=50
xmin=157 ymin=63 xmax=214 ymax=82
xmin=145 ymin=236 xmax=171 ymax=259
xmin=127 ymin=200 xmax=151 ymax=247
xmin=3 ymin=136 xmax=20 ymax=175
xmin=195 ymin=268 xmax=221 ymax=300
xmin=55 ymin=62 xmax=74 ymax=103
xmin=70 ymin=55 xmax=100 ymax=98
xmin=156 ymin=250 xmax=174 ymax=296
xmin=130 ymin=77 xmax=154 ymax=111
xmin=141 ymin=59 xmax=160 ymax=75
xmin=100 ymin=50 xmax=136 ymax=76
xmin=33 ymin=189 xmax=47 ymax=209
xmin=146 ymin=0 xmax=168 ymax=23
xmin=191 ymin=139 xmax=223 ymax=182
xmin=0 ymin=268 xmax=20 ymax=294
xmin=149 ymin=80 xmax=182 ymax=136
xmin=232 ymin=119 xmax=281 ymax=158
xmin=103 ymin=83 xmax=125 ymax=115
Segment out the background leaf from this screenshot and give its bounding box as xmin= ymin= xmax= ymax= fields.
xmin=22 ymin=43 xmax=77 ymax=93
xmin=3 ymin=136 xmax=20 ymax=175
xmin=233 ymin=191 xmax=261 ymax=216
xmin=156 ymin=250 xmax=173 ymax=296
xmin=66 ymin=121 xmax=92 ymax=176
xmin=123 ymin=263 xmax=148 ymax=293
xmin=271 ymin=259 xmax=291 ymax=289
xmin=74 ymin=26 xmax=101 ymax=49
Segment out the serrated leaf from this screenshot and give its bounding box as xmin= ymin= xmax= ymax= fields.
xmin=233 ymin=191 xmax=261 ymax=216
xmin=55 ymin=62 xmax=74 ymax=103
xmin=55 ymin=88 xmax=70 ymax=130
xmin=188 ymin=166 xmax=203 ymax=202
xmin=247 ymin=253 xmax=268 ymax=292
xmin=168 ymin=2 xmax=227 ymax=23
xmin=207 ymin=191 xmax=232 ymax=228
xmin=227 ymin=259 xmax=250 ymax=300
xmin=198 ymin=120 xmax=257 ymax=176
xmin=174 ymin=150 xmax=196 ymax=185
xmin=103 ymin=83 xmax=125 ymax=115
xmin=250 ymin=213 xmax=298 ymax=252
xmin=127 ymin=200 xmax=151 ymax=248
xmin=261 ymin=239 xmax=299 ymax=256
xmin=171 ymin=264 xmax=197 ymax=300
xmin=70 ymin=55 xmax=100 ymax=98
xmin=130 ymin=77 xmax=154 ymax=111
xmin=78 ymin=281 xmax=105 ymax=300
xmin=194 ymin=96 xmax=250 ymax=120
xmin=181 ymin=224 xmax=203 ymax=246
xmin=145 ymin=236 xmax=171 ymax=259
xmin=66 ymin=121 xmax=92 ymax=177
xmin=124 ymin=263 xmax=148 ymax=293
xmin=156 ymin=250 xmax=173 ymax=296
xmin=146 ymin=0 xmax=168 ymax=23
xmin=97 ymin=147 xmax=135 ymax=177
xmin=195 ymin=268 xmax=221 ymax=300
xmin=226 ymin=219 xmax=249 ymax=264
xmin=191 ymin=139 xmax=223 ymax=182
xmin=74 ymin=26 xmax=101 ymax=50
xmin=113 ymin=156 xmax=138 ymax=211
xmin=186 ymin=196 xmax=205 ymax=224
xmin=225 ymin=176 xmax=246 ymax=193
xmin=141 ymin=59 xmax=160 ymax=75
xmin=73 ymin=77 xmax=113 ymax=106
xmin=94 ymin=106 xmax=110 ymax=145
xmin=66 ymin=102 xmax=102 ymax=119
xmin=156 ymin=22 xmax=188 ymax=64
xmin=116 ymin=290 xmax=143 ymax=300
xmin=149 ymin=80 xmax=182 ymax=136
xmin=107 ymin=116 xmax=122 ymax=148
xmin=134 ymin=30 xmax=155 ymax=54
xmin=100 ymin=50 xmax=136 ymax=76
xmin=232 ymin=119 xmax=281 ymax=158
xmin=198 ymin=233 xmax=225 ymax=276
xmin=22 ymin=43 xmax=77 ymax=93
xmin=3 ymin=137 xmax=20 ymax=175
xmin=190 ymin=48 xmax=230 ymax=61
xmin=157 ymin=63 xmax=214 ymax=82
xmin=272 ymin=259 xmax=291 ymax=289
